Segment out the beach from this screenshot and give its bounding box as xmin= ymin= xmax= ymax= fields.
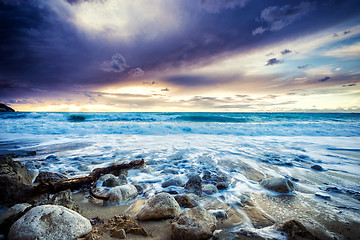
xmin=1 ymin=112 xmax=360 ymax=239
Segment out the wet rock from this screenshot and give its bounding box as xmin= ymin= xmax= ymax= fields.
xmin=209 ymin=210 xmax=228 ymax=220
xmin=171 ymin=206 xmax=216 ymax=240
xmin=45 ymin=154 xmax=60 ymax=162
xmin=0 ymin=156 xmax=33 ymax=206
xmin=260 ymin=178 xmax=295 ymax=193
xmin=35 ymin=171 xmax=68 ymax=183
xmin=76 ymin=163 xmax=90 ymax=171
xmin=105 ymin=184 xmax=138 ymax=205
xmin=216 ymin=182 xmax=229 ymax=190
xmin=103 ymin=174 xmax=127 ymax=187
xmin=185 ymin=175 xmax=202 ymax=195
xmin=100 ymin=173 xmax=117 ymax=181
xmin=232 ymin=228 xmax=267 ymax=240
xmin=162 ymin=177 xmax=185 ymax=188
xmin=203 ymin=184 xmax=219 ymax=195
xmin=311 ymin=165 xmax=324 ymax=171
xmin=174 ymin=194 xmax=198 ymax=208
xmin=137 ymin=192 xmax=181 ymax=220
xmin=315 ymin=192 xmax=331 ymax=200
xmin=278 ymin=220 xmax=320 ymax=240
xmin=43 ymin=189 xmax=80 ymax=212
xmin=0 ymin=103 xmax=15 ymax=112
xmin=28 ymin=168 xmax=39 ymax=182
xmin=8 ymin=205 xmax=92 ymax=240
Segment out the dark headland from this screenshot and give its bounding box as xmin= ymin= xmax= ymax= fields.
xmin=0 ymin=104 xmax=15 ymax=112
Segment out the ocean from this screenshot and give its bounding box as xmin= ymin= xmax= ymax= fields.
xmin=1 ymin=112 xmax=360 ymax=238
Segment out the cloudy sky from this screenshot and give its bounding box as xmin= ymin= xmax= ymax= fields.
xmin=1 ymin=0 xmax=360 ymax=112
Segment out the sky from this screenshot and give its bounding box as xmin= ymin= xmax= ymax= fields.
xmin=1 ymin=0 xmax=360 ymax=112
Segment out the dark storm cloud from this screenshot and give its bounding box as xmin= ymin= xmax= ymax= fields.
xmin=266 ymin=58 xmax=282 ymax=66
xmin=1 ymin=0 xmax=360 ymax=102
xmin=253 ymin=2 xmax=315 ymax=34
xmin=281 ymin=49 xmax=292 ymax=55
xmin=318 ymin=76 xmax=331 ymax=82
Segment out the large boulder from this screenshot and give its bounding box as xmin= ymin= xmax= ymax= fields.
xmin=185 ymin=175 xmax=202 ymax=195
xmin=171 ymin=206 xmax=217 ymax=240
xmin=0 ymin=156 xmax=33 ymax=206
xmin=105 ymin=184 xmax=138 ymax=205
xmin=260 ymin=178 xmax=294 ymax=193
xmin=8 ymin=205 xmax=92 ymax=240
xmin=102 ymin=174 xmax=127 ymax=187
xmin=34 ymin=171 xmax=68 ymax=183
xmin=136 ymin=192 xmax=181 ymax=221
xmin=0 ymin=103 xmax=15 ymax=112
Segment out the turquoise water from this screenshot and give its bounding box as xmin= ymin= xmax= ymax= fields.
xmin=0 ymin=112 xmax=359 ymax=136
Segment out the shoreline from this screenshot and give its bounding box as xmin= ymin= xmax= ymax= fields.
xmin=1 ymin=150 xmax=360 ymax=240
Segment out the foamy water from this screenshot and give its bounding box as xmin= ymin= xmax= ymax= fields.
xmin=1 ymin=112 xmax=359 ymax=238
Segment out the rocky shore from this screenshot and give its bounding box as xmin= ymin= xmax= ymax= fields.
xmin=0 ymin=153 xmax=359 ymax=240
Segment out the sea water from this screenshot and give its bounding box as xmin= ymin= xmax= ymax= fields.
xmin=1 ymin=112 xmax=359 ymax=238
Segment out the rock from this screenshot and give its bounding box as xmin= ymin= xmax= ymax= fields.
xmin=0 ymin=103 xmax=15 ymax=112
xmin=105 ymin=184 xmax=138 ymax=205
xmin=208 ymin=210 xmax=228 ymax=220
xmin=111 ymin=227 xmax=126 ymax=239
xmin=315 ymin=192 xmax=331 ymax=200
xmin=171 ymin=206 xmax=216 ymax=240
xmin=103 ymin=174 xmax=127 ymax=187
xmin=174 ymin=194 xmax=198 ymax=208
xmin=260 ymin=178 xmax=295 ymax=193
xmin=216 ymin=182 xmax=229 ymax=190
xmin=162 ymin=177 xmax=185 ymax=188
xmin=100 ymin=173 xmax=117 ymax=181
xmin=35 ymin=171 xmax=68 ymax=183
xmin=137 ymin=192 xmax=181 ymax=221
xmin=8 ymin=205 xmax=92 ymax=240
xmin=185 ymin=175 xmax=202 ymax=195
xmin=311 ymin=165 xmax=323 ymax=171
xmin=0 ymin=203 xmax=32 ymax=236
xmin=0 ymin=156 xmax=33 ymax=206
xmin=108 ymin=215 xmax=149 ymax=236
xmin=278 ymin=220 xmax=320 ymax=240
xmin=203 ymin=184 xmax=218 ymax=195
xmin=43 ymin=190 xmax=80 ymax=212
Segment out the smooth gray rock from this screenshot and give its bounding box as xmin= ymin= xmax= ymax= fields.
xmin=171 ymin=206 xmax=217 ymax=240
xmin=137 ymin=193 xmax=181 ymax=221
xmin=8 ymin=205 xmax=92 ymax=240
xmin=105 ymin=184 xmax=138 ymax=205
xmin=260 ymin=178 xmax=295 ymax=193
xmin=311 ymin=165 xmax=324 ymax=171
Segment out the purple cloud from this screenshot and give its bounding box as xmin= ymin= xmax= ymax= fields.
xmin=100 ymin=53 xmax=129 ymax=73
xmin=266 ymin=58 xmax=282 ymax=66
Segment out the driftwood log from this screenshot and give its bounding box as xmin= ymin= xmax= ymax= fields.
xmin=29 ymin=159 xmax=145 ymax=200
